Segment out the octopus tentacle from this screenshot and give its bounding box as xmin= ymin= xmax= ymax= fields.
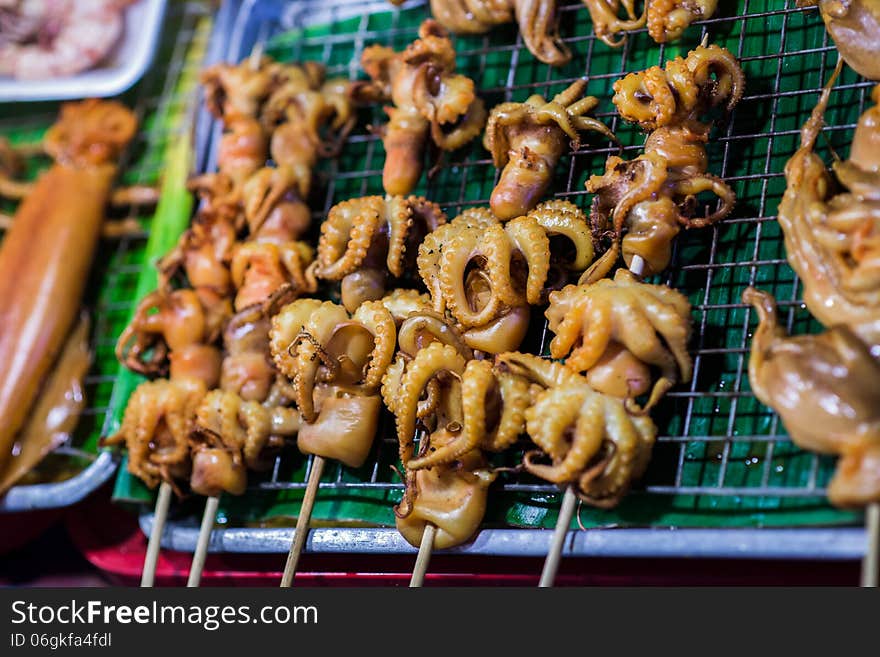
xmin=397 ymin=310 xmax=474 ymax=360
xmin=580 ymin=0 xmax=647 ymax=48
xmin=528 ymin=199 xmax=595 ymax=271
xmin=351 ymin=300 xmax=398 ymax=391
xmin=504 ymin=215 xmax=551 ymax=305
xmin=269 ymin=298 xmax=324 ymax=378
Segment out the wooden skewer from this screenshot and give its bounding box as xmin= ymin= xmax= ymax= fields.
xmin=186 ymin=494 xmax=220 ymax=587
xmin=538 ymin=254 xmax=647 ymax=587
xmin=410 ymin=523 xmax=437 ymax=587
xmin=141 ymin=481 xmax=173 ymax=587
xmin=861 ymin=502 xmax=880 ymax=587
xmin=280 ymin=455 xmax=326 ymax=587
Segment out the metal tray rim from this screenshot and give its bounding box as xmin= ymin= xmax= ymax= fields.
xmin=139 ymin=513 xmax=868 ymax=560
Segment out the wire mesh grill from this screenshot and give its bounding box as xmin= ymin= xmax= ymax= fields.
xmin=0 ymin=1 xmax=211 ymax=490
xmin=164 ymin=0 xmax=871 ymax=532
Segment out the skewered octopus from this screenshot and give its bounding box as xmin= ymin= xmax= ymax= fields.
xmin=262 ymin=62 xmax=357 ymax=197
xmin=383 ymin=342 xmax=498 ymax=550
xmin=269 ymin=298 xmax=396 ymax=467
xmin=580 ymin=0 xmax=646 ymax=47
xmin=427 ymin=0 xmax=571 ymax=66
xmin=483 ymin=79 xmax=617 ymax=220
xmin=777 ymin=70 xmax=880 ymax=339
xmin=189 ymin=388 xmax=302 ymax=497
xmin=353 ymin=19 xmax=487 ymax=195
xmin=417 ymin=201 xmax=595 ymax=353
xmin=611 ymin=43 xmax=745 ymax=131
xmin=115 ymin=287 xmax=228 ymax=380
xmin=744 ymin=287 xmax=880 ymax=508
xmin=108 ymin=289 xmax=226 ymax=492
xmin=497 ymin=352 xmax=657 ymax=507
xmin=585 ymin=122 xmax=736 ymax=279
xmin=546 ymin=268 xmax=692 ymax=410
xmin=313 ymin=195 xmax=446 ymax=311
xmin=384 ymin=339 xmax=530 ymax=471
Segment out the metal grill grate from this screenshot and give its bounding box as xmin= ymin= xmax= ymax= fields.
xmin=157 ymin=0 xmax=871 ymax=535
xmin=0 ymin=1 xmax=211 ymax=506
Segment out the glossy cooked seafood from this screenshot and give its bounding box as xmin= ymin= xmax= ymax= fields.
xmin=353 ymin=19 xmax=487 ymax=195
xmin=384 ymin=342 xmax=498 ymax=549
xmin=428 ymin=0 xmax=571 ymax=65
xmin=798 ymin=0 xmax=880 ymax=80
xmin=744 ymin=288 xmax=880 ymax=508
xmin=646 ymin=0 xmax=718 ymax=43
xmin=314 ymin=195 xmax=446 ymax=311
xmin=586 ymin=43 xmax=743 ymax=279
xmin=0 ymin=0 xmax=134 ymax=80
xmin=0 ymin=99 xmax=138 ymax=478
xmin=269 ymin=298 xmax=396 ymax=467
xmin=777 ymin=71 xmax=880 ymax=338
xmin=417 ymin=202 xmax=595 ymax=353
xmin=546 ymin=268 xmax=693 ymax=411
xmin=580 ymin=0 xmax=646 ymax=46
xmin=611 ymin=43 xmax=745 ymax=131
xmin=497 ymin=352 xmax=657 ymax=508
xmin=483 ymin=79 xmax=617 ymax=220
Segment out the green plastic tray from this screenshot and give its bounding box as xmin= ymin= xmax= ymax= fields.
xmin=122 ymin=0 xmax=869 ymax=535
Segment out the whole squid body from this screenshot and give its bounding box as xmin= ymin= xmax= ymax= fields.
xmin=0 ymin=99 xmax=137 ymax=474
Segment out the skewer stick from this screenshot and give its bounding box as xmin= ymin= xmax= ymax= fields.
xmin=861 ymin=503 xmax=880 ymax=587
xmin=538 ymin=254 xmax=647 ymax=587
xmin=141 ymin=481 xmax=173 ymax=587
xmin=187 ymin=495 xmax=220 ymax=587
xmin=410 ymin=523 xmax=437 ymax=587
xmin=280 ymin=455 xmax=326 ymax=587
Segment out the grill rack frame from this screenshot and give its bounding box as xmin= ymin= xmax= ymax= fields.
xmin=145 ymin=0 xmax=871 ymax=555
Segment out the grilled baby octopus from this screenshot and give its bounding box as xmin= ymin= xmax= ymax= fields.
xmin=497 ymin=352 xmax=657 ymax=508
xmin=484 ymin=79 xmax=617 ymax=220
xmin=546 ymin=268 xmax=692 ymax=411
xmin=744 ymin=288 xmax=880 ymax=508
xmin=647 ymin=0 xmax=718 ymax=43
xmin=428 ymin=0 xmax=571 ymax=66
xmin=612 ymin=43 xmax=745 ymax=131
xmin=383 ymin=341 xmax=499 ymax=550
xmin=580 ymin=1 xmax=647 ymax=47
xmin=314 ymin=195 xmax=446 ymax=312
xmin=778 ymin=72 xmax=880 ymax=339
xmin=586 ymin=121 xmax=736 ymax=278
xmin=417 ymin=201 xmax=595 ymax=353
xmin=269 ymin=298 xmax=396 ymax=468
xmin=354 ymin=19 xmax=487 ymax=195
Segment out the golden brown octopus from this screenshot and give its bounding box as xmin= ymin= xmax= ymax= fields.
xmin=417 ymin=201 xmax=596 ymax=353
xmin=483 ymin=79 xmax=617 ymax=220
xmin=269 ymin=298 xmax=396 ymax=468
xmin=646 ymin=0 xmax=718 ymax=43
xmin=586 ymin=43 xmax=743 ymax=279
xmin=313 ymin=195 xmax=446 ymax=311
xmin=744 ymin=287 xmax=880 ymax=508
xmin=427 ymin=0 xmax=571 ymax=66
xmin=612 ymin=43 xmax=745 ymax=131
xmin=383 ymin=341 xmax=499 ymax=550
xmin=778 ymin=70 xmax=880 ymax=341
xmin=353 ymin=19 xmax=487 ymax=195
xmin=546 ymin=268 xmax=692 ymax=411
xmin=497 ymin=352 xmax=657 ymax=508
xmin=580 ymin=0 xmax=646 ymax=46
xmin=108 ymin=288 xmax=228 ymax=492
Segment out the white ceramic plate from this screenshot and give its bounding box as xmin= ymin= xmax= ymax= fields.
xmin=0 ymin=0 xmax=168 ymax=102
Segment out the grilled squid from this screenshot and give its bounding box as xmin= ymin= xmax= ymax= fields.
xmin=0 ymin=99 xmax=138 ymax=476
xmin=353 ymin=19 xmax=487 ymax=195
xmin=799 ymin=0 xmax=880 ymax=81
xmin=744 ymin=287 xmax=880 ymax=508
